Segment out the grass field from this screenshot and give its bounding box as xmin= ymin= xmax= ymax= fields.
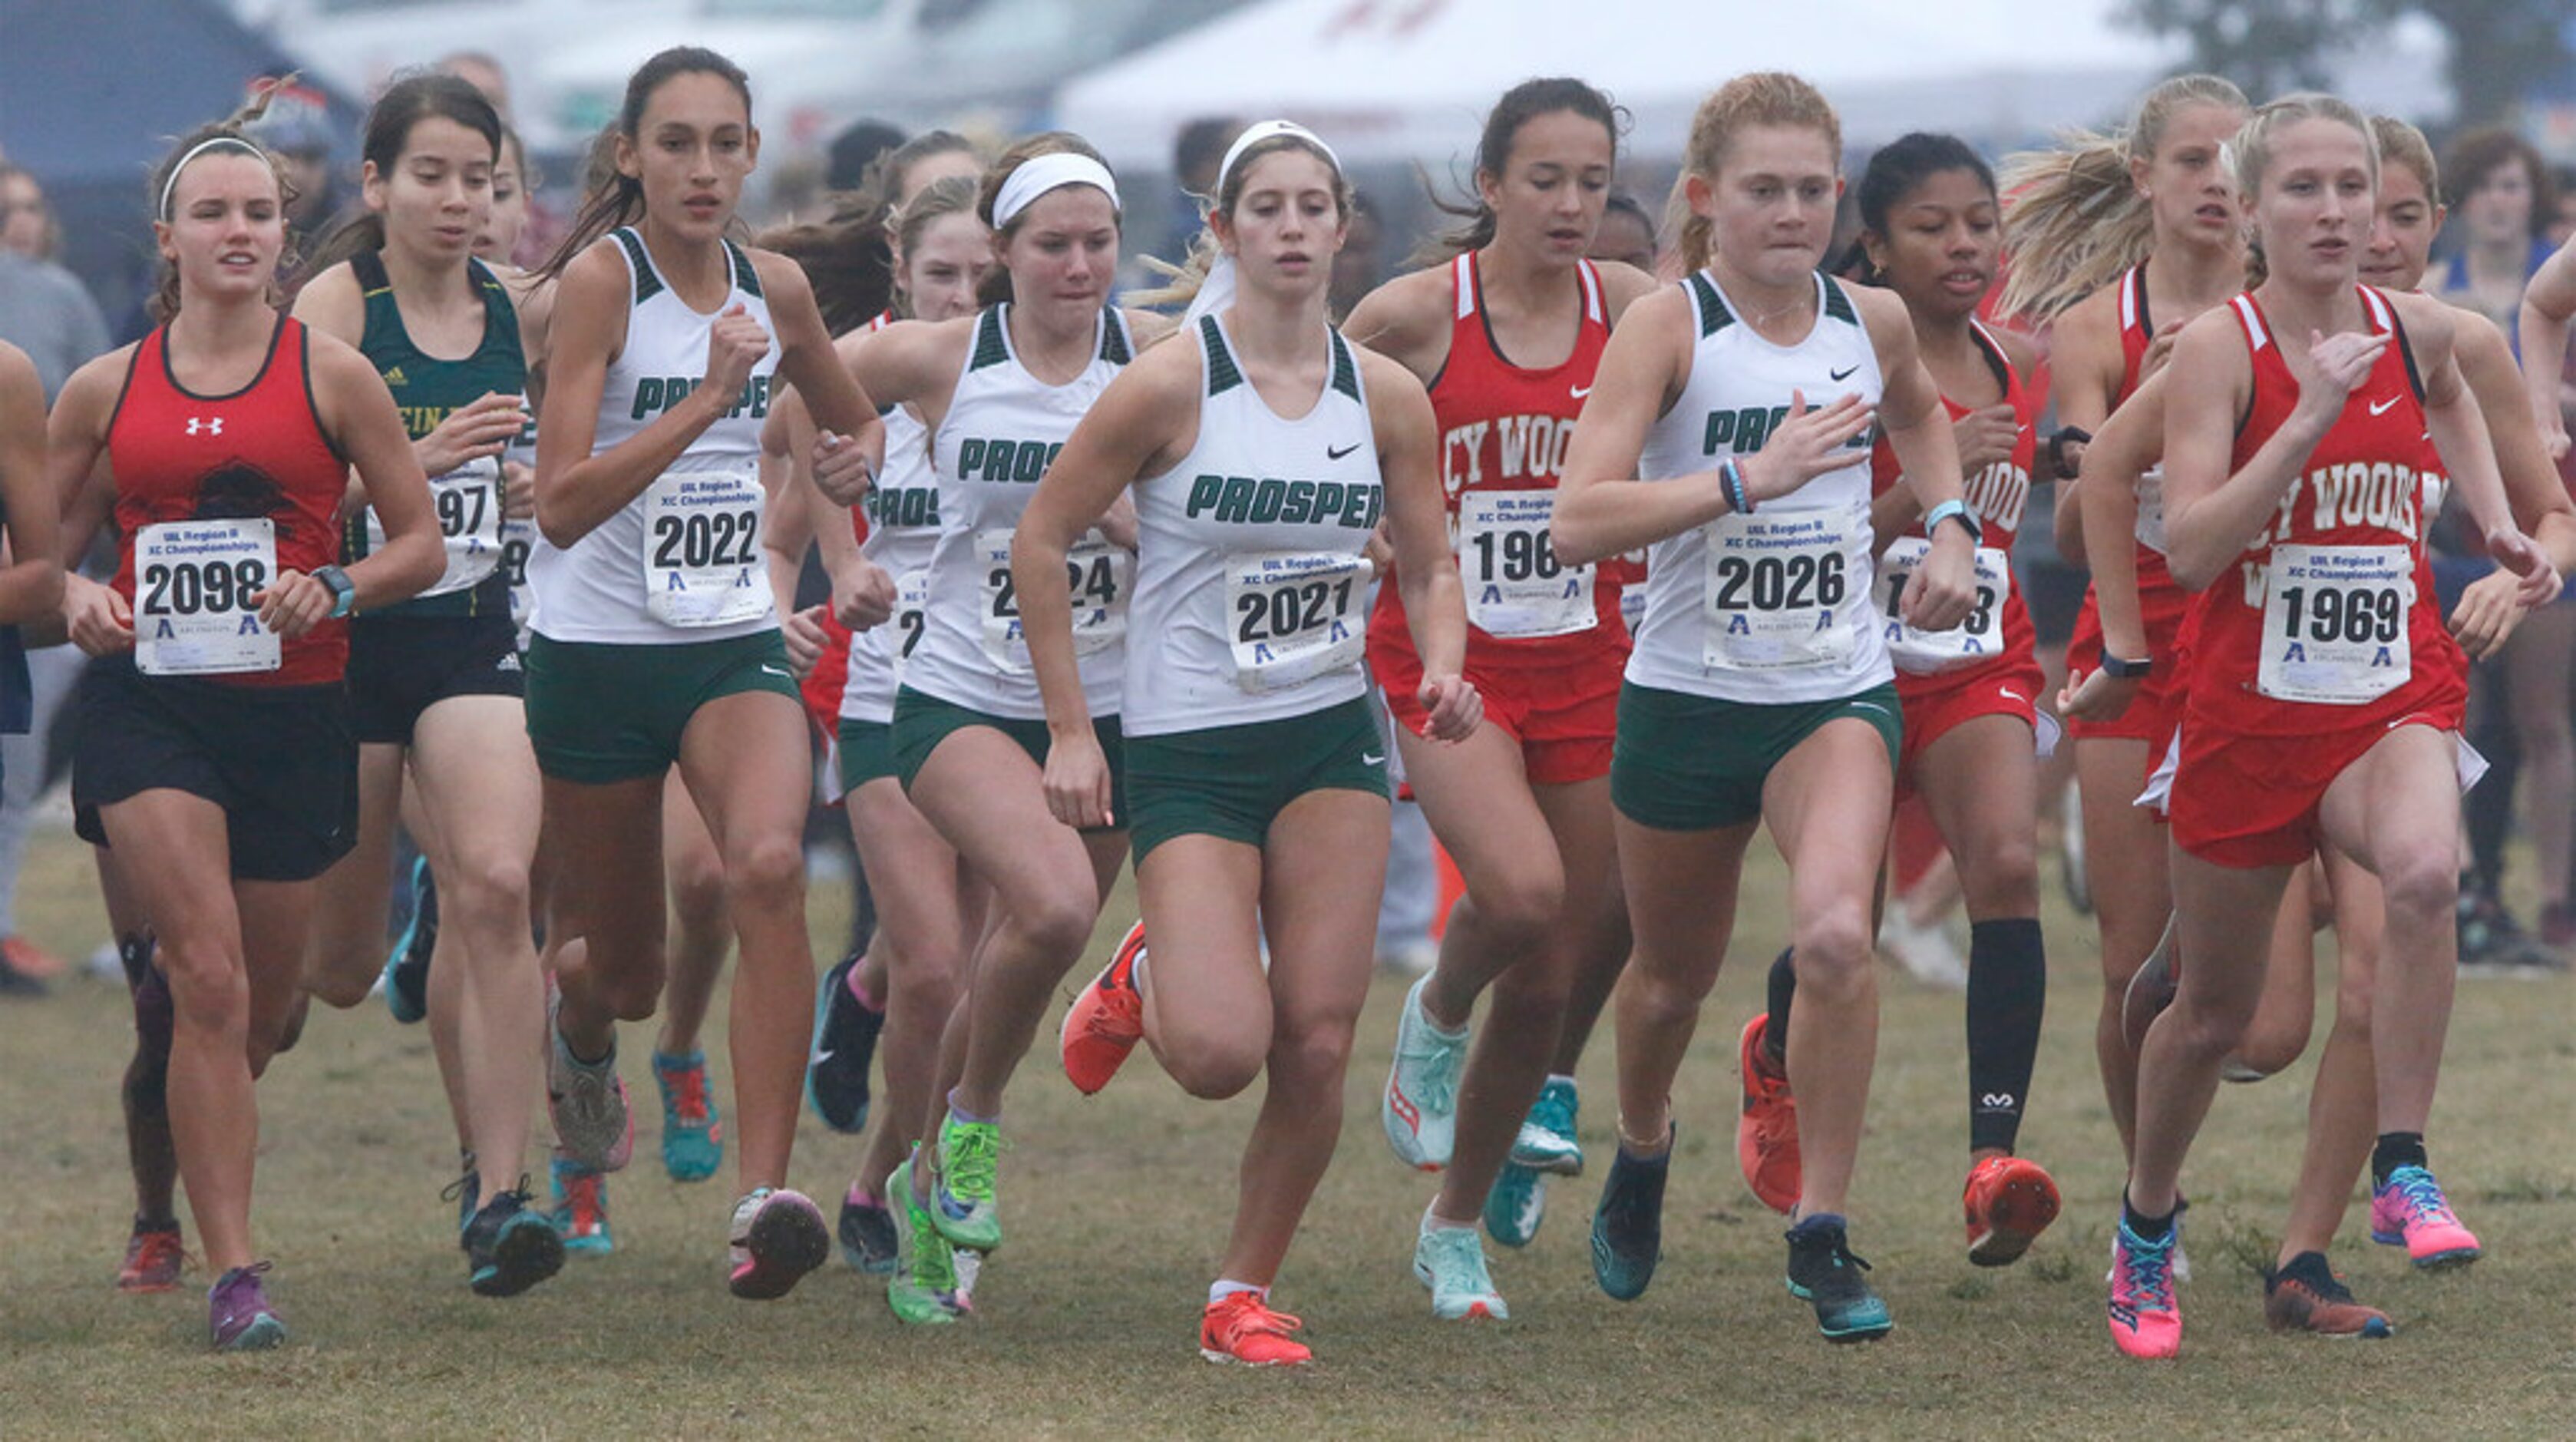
xmin=3 ymin=809 xmax=2573 ymax=1439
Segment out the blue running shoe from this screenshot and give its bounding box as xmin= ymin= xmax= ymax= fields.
xmin=1510 ymin=1077 xmax=1583 ymax=1176
xmin=653 ymin=1050 xmax=722 ymax=1183
xmin=462 ymin=1185 xmax=566 ymax=1298
xmin=1485 ymin=1161 xmax=1547 ymax=1249
xmin=550 ymin=1153 xmax=613 ymax=1255
xmin=1785 ymin=1213 xmax=1894 ymax=1342
xmin=381 ymin=856 xmax=435 ymax=1024
xmin=1592 ymin=1131 xmax=1670 ymax=1301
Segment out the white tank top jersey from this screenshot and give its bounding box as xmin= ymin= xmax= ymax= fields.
xmin=838 ymin=401 xmax=942 ymax=723
xmin=529 ymin=227 xmax=781 ymax=646
xmin=901 ymin=302 xmax=1135 ymax=721
xmin=1123 ymin=313 xmax=1381 ymax=736
xmin=1630 ymin=270 xmax=1893 ymax=705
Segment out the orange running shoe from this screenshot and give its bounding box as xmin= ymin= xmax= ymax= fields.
xmin=1963 ymin=1154 xmax=2061 ymax=1267
xmin=2 ymin=935 xmax=67 ymax=981
xmin=1199 ymin=1292 xmax=1311 ymax=1366
xmin=118 ymin=1221 xmax=185 ymax=1293
xmin=1735 ymin=1014 xmax=1800 ymax=1215
xmin=1061 ymin=921 xmax=1147 ymax=1096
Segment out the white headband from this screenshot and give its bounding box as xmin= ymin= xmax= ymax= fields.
xmin=1184 ymin=121 xmax=1343 ymax=326
xmin=992 ymin=153 xmax=1120 ymax=230
xmin=159 ymin=136 xmax=269 ymax=221
xmin=1214 ymin=120 xmax=1341 ymax=200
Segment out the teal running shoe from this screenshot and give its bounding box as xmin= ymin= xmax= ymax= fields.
xmin=1785 ymin=1214 xmax=1894 ymax=1342
xmin=1382 ymin=976 xmax=1467 ymax=1170
xmin=1591 ymin=1133 xmax=1669 ymax=1301
xmin=550 ymin=1153 xmax=614 ymax=1255
xmin=1485 ymin=1161 xmax=1547 ymax=1249
xmin=1413 ymin=1215 xmax=1508 ymax=1320
xmin=381 ymin=856 xmax=434 ymax=1024
xmin=653 ymin=1050 xmax=722 ymax=1183
xmin=1509 ymin=1076 xmax=1583 ymax=1176
xmin=929 ymin=1113 xmax=1002 ymax=1253
xmin=462 ymin=1186 xmax=565 ymax=1298
xmin=886 ymin=1156 xmax=960 ymax=1326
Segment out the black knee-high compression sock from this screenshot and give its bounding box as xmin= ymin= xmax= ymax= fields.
xmin=1762 ymin=947 xmax=1797 ymax=1066
xmin=1966 ymin=918 xmax=2046 ymax=1154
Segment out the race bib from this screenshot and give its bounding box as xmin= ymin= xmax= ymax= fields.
xmin=977 ymin=526 xmax=1131 ymax=673
xmin=1699 ymin=506 xmax=1861 ymax=672
xmin=1225 ymin=551 xmax=1369 ymax=693
xmin=890 ymin=569 xmax=930 ymax=685
xmin=1459 ymin=489 xmax=1593 ymax=637
xmin=2134 ymin=468 xmax=2169 ymax=557
xmin=1874 ymin=535 xmax=2013 ymax=674
xmin=2258 ymin=544 xmax=2412 ymax=704
xmin=372 ymin=455 xmax=502 ymax=597
xmin=642 ymin=463 xmax=768 ymax=628
xmin=134 ymin=518 xmax=279 ymax=676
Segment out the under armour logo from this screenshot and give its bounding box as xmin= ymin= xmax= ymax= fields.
xmin=186 ymin=417 xmax=223 ymax=437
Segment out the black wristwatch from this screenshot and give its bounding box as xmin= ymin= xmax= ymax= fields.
xmin=2100 ymin=653 xmax=2153 ymax=680
xmin=2047 ymin=425 xmax=2092 ymax=481
xmin=314 ymin=564 xmax=357 ymax=620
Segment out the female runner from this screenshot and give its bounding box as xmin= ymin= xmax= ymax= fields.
xmin=1554 ymin=71 xmax=1974 ymax=1343
xmin=1338 ymin=78 xmax=1655 ymax=1314
xmin=527 ymin=45 xmax=880 ymax=1298
xmin=1997 ymin=75 xmax=2249 ymax=1177
xmin=48 ymin=117 xmax=443 ymax=1346
xmin=289 ymin=74 xmax=559 ymax=1294
xmin=1029 ymin=120 xmax=1476 ymax=1364
xmin=2109 ymin=94 xmax=2554 ymax=1360
xmin=836 ymin=133 xmax=1157 ymax=1318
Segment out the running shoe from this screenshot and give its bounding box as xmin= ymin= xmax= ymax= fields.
xmin=0 ymin=934 xmax=68 ymax=981
xmin=2263 ymin=1252 xmax=2392 ymax=1338
xmin=1509 ymin=1076 xmax=1583 ymax=1176
xmin=461 ymin=1185 xmax=566 ymax=1298
xmin=2119 ymin=918 xmax=2177 ymax=1054
xmin=1484 ymin=1162 xmax=1547 ymax=1249
xmin=119 ymin=1219 xmax=185 ymax=1294
xmin=884 ymin=1156 xmax=959 ymax=1326
xmin=2370 ymin=1165 xmax=2482 ymax=1268
xmin=837 ymin=1189 xmax=897 ymax=1275
xmin=550 ymin=1153 xmax=613 ymax=1255
xmin=1199 ymin=1292 xmax=1310 ymax=1367
xmin=2107 ymin=1214 xmax=2182 ymax=1359
xmin=1962 ymin=1154 xmax=2061 ymax=1268
xmin=1735 ymin=1014 xmax=1800 ymax=1215
xmin=951 ymin=1250 xmax=983 ymax=1313
xmin=1590 ymin=1132 xmax=1669 ymax=1301
xmin=1382 ymin=974 xmax=1467 ymax=1171
xmin=1414 ymin=1215 xmax=1508 ymax=1320
xmin=439 ymin=1159 xmax=482 ymax=1235
xmin=1785 ymin=1214 xmax=1893 ymax=1342
xmin=208 ymin=1262 xmax=285 ymax=1351
xmin=545 ymin=983 xmax=632 ymax=1172
xmin=652 ymin=1050 xmax=722 ymax=1183
xmin=726 ymin=1187 xmax=831 ymax=1300
xmin=2103 ymin=1196 xmax=2194 ymax=1284
xmin=806 ymin=948 xmax=883 ymax=1133
xmin=1062 ymin=920 xmax=1148 ymax=1096
xmin=380 ymin=856 xmax=435 ymax=1025
xmin=928 ymin=1112 xmax=1002 ymax=1253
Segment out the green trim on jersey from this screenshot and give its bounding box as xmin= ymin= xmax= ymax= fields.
xmin=1689 ymin=272 xmax=1731 ymax=336
xmin=344 ymin=249 xmax=520 ymax=618
xmin=969 ymin=307 xmax=1011 ymax=371
xmin=727 ymin=240 xmax=762 ymax=298
xmin=615 ymin=229 xmax=664 ymax=305
xmin=1329 ymin=331 xmax=1361 ymax=399
xmin=1100 ymin=309 xmax=1132 ymax=364
xmin=1821 ymin=275 xmax=1858 ymax=325
xmin=1201 ymin=313 xmax=1243 ymax=395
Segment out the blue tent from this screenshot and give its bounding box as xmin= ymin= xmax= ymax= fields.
xmin=0 ymin=0 xmax=361 ymax=337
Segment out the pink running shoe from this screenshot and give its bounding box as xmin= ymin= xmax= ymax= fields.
xmin=2369 ymin=1166 xmax=2482 ymax=1269
xmin=2107 ymin=1216 xmax=2181 ymax=1359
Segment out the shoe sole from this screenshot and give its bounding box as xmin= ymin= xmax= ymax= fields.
xmin=472 ymin=1216 xmax=568 ymax=1298
xmin=1411 ymin=1260 xmax=1507 ymax=1321
xmin=2268 ymin=1309 xmax=2393 ymax=1339
xmin=731 ymin=1196 xmax=832 ymax=1301
xmin=1508 ymin=1140 xmax=1584 ymax=1176
xmin=1787 ymin=1280 xmax=1894 ymax=1342
xmin=1590 ymin=1226 xmax=1657 ymax=1301
xmin=1197 ymin=1348 xmax=1308 ymax=1367
xmin=216 ymin=1315 xmax=287 ymax=1351
xmin=1967 ymin=1172 xmax=2062 ymax=1268
xmin=118 ymin=1278 xmax=182 ymax=1295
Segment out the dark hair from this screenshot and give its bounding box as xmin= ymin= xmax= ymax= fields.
xmin=1425 ymin=77 xmax=1625 ymax=258
xmin=760 ymin=192 xmax=895 ymax=336
xmin=1173 ymin=117 xmax=1240 ymax=187
xmin=2441 ymin=126 xmax=2554 ymax=238
xmin=1835 ymin=131 xmax=1994 ymax=281
xmin=299 ymin=71 xmax=502 ymax=284
xmin=974 ymin=131 xmax=1114 ymax=308
xmin=539 ymin=46 xmax=752 ymax=281
xmin=875 ymin=130 xmax=979 ymax=206
xmin=827 ymin=118 xmax=907 ymax=192
xmin=147 ymin=91 xmax=299 ymax=322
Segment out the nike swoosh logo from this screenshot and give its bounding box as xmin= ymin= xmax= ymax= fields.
xmin=1362 ymin=752 xmax=1385 ymax=765
xmin=1830 ymin=364 xmax=1859 ymax=382
xmin=761 ymin=664 xmax=791 ymax=678
xmin=1328 ymin=442 xmax=1363 ymax=460
xmin=2369 ymin=395 xmax=2399 ymax=415
xmin=1570 ymin=384 xmax=1593 ymax=399
xmin=1999 ymin=687 xmax=2027 ymax=704
xmin=1852 ymin=702 xmax=1891 ymax=718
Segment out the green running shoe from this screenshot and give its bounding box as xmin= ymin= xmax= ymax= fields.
xmin=1413 ymin=1215 xmax=1508 ymax=1320
xmin=1508 ymin=1076 xmax=1584 ymax=1176
xmin=886 ymin=1157 xmax=959 ymax=1327
xmin=1485 ymin=1161 xmax=1547 ymax=1249
xmin=929 ymin=1112 xmax=1002 ymax=1253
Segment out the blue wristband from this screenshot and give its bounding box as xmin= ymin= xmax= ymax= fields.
xmin=1924 ymin=498 xmax=1979 ymax=543
xmin=1720 ymin=458 xmax=1752 ymax=515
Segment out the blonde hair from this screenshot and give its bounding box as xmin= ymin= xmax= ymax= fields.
xmin=2232 ymin=92 xmax=2377 ymax=198
xmin=1673 ymin=72 xmax=1841 ymax=275
xmin=1996 ymin=74 xmax=2249 ymax=320
xmin=2370 ymin=115 xmax=2438 ymax=200
xmin=1131 ymin=132 xmax=1350 ymax=312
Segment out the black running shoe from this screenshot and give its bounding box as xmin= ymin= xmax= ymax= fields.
xmin=1785 ymin=1214 xmax=1894 ymax=1341
xmin=1591 ymin=1129 xmax=1670 ymax=1301
xmin=806 ymin=949 xmax=883 ymax=1134
xmin=838 ymin=1191 xmax=898 ymax=1274
xmin=462 ymin=1184 xmax=566 ymax=1298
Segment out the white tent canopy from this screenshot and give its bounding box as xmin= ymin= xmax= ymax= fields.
xmin=1053 ymin=0 xmax=2195 ymax=169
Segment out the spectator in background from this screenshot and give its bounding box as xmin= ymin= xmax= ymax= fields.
xmin=2551 ymin=165 xmax=2576 ymax=249
xmin=3 ymin=164 xmax=61 ymax=260
xmin=1590 ymin=190 xmax=1656 ymax=273
xmin=827 ymin=119 xmax=908 ymax=193
xmin=2435 ymin=127 xmax=2556 ymax=342
xmin=1168 ymin=115 xmax=1239 ymax=251
xmin=436 ymin=51 xmax=514 ymax=121
xmin=246 ymin=98 xmax=346 ymax=263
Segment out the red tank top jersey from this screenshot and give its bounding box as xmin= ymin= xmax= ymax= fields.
xmin=108 ymin=317 xmax=349 ymax=686
xmin=1869 ymin=321 xmax=2038 ymax=697
xmin=2182 ymin=286 xmax=2463 ymax=739
xmin=800 ymin=309 xmax=899 ymax=733
xmin=2069 ymin=266 xmax=2193 ymax=691
xmin=1369 ymin=252 xmax=1626 ymax=673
